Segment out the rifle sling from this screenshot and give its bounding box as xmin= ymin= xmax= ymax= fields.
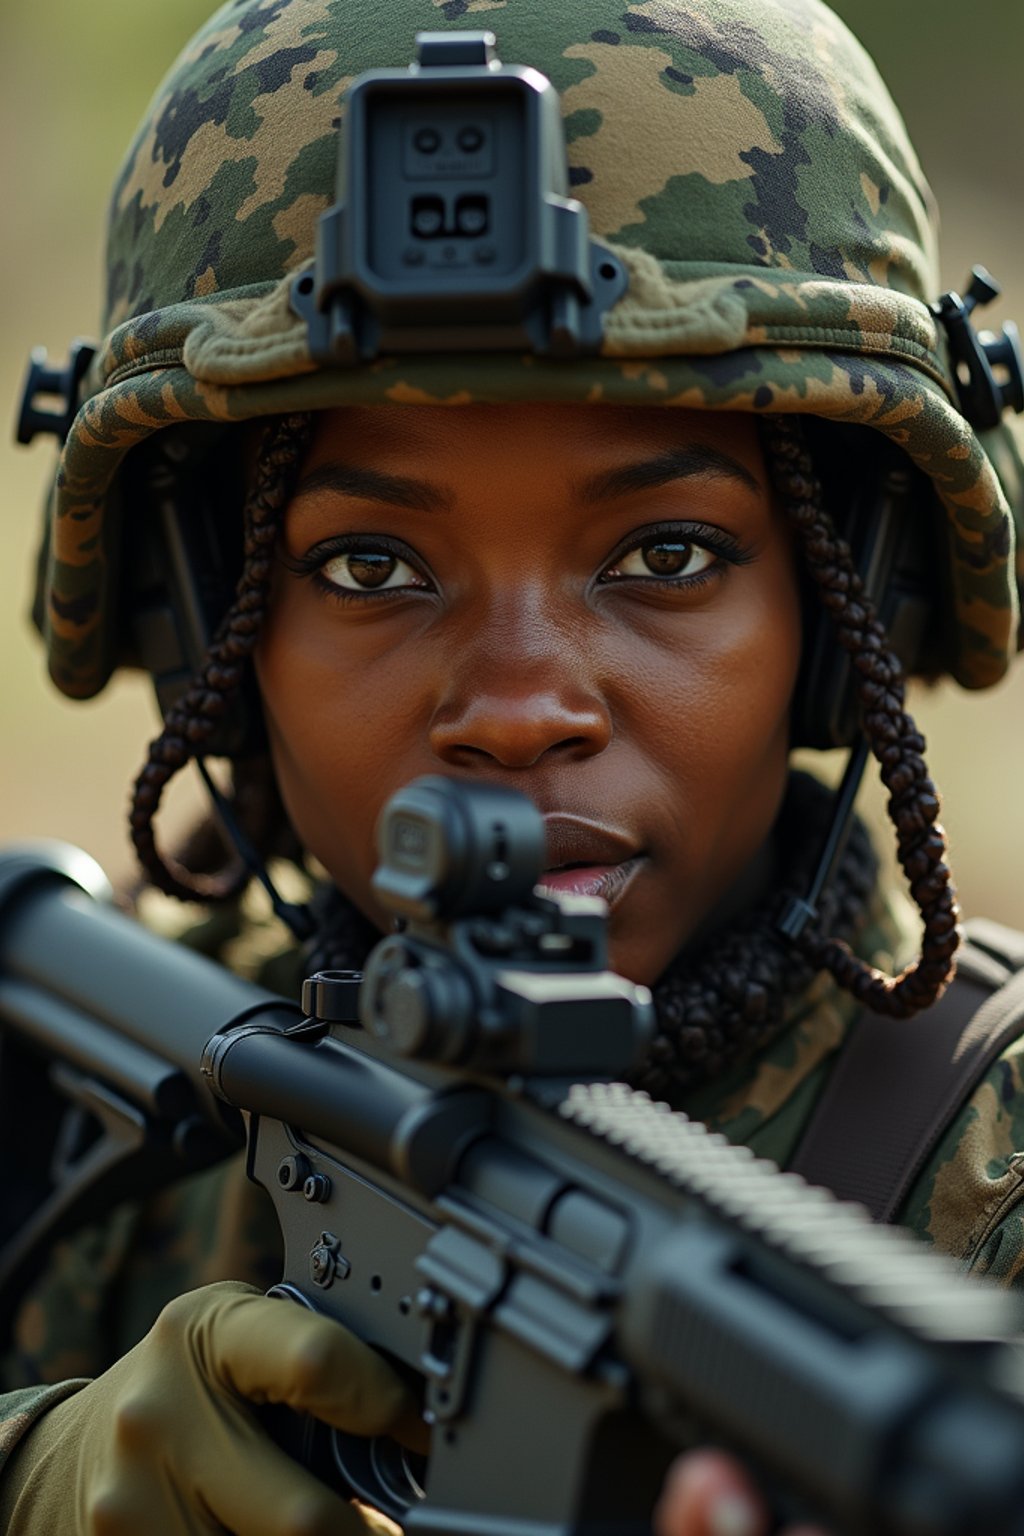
xmin=788 ymin=920 xmax=1024 ymax=1223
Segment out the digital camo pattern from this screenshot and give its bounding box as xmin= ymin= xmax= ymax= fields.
xmin=101 ymin=0 xmax=940 ymax=326
xmin=903 ymin=1046 xmax=1024 ymax=1281
xmin=37 ymin=0 xmax=1022 ymax=699
xmin=6 ymin=881 xmax=1024 ymax=1478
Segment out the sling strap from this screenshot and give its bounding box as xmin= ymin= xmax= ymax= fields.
xmin=788 ymin=919 xmax=1024 ymax=1222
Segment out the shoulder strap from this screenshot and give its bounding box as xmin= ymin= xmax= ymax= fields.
xmin=788 ymin=920 xmax=1024 ymax=1222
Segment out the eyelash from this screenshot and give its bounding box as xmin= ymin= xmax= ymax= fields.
xmin=284 ymin=523 xmax=753 ymax=605
xmin=599 ymin=521 xmax=753 ymax=590
xmin=282 ymin=535 xmax=429 ymax=604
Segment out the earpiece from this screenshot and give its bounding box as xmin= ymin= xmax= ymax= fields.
xmin=790 ymin=426 xmax=938 ymax=750
xmin=118 ymin=426 xmax=265 ymax=759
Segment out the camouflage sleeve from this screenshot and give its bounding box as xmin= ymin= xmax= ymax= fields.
xmin=0 ymin=1154 xmax=283 ymax=1495
xmin=0 ymin=1382 xmax=89 ymax=1478
xmin=899 ymin=1030 xmax=1024 ymax=1284
xmin=0 ymin=1155 xmax=281 ymax=1393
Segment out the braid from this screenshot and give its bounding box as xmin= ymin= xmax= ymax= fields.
xmin=762 ymin=415 xmax=960 ymax=1016
xmin=129 ymin=413 xmax=313 ymax=902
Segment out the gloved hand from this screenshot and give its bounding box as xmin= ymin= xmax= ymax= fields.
xmin=0 ymin=1280 xmax=427 ymax=1536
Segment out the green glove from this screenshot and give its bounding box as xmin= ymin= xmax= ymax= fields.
xmin=0 ymin=1280 xmax=426 ymax=1535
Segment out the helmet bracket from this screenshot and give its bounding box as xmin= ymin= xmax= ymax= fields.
xmin=16 ymin=340 xmax=97 ymax=446
xmin=290 ymin=31 xmax=628 ymax=364
xmin=931 ymin=266 xmax=1024 ymax=431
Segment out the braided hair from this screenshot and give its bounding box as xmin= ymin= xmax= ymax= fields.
xmin=128 ymin=409 xmax=959 ymax=1088
xmin=763 ymin=416 xmax=959 ymax=1015
xmin=129 ymin=413 xmax=313 ymax=901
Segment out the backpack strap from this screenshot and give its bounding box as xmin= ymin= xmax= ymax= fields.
xmin=788 ymin=919 xmax=1024 ymax=1222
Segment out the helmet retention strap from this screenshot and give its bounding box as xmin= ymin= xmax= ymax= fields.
xmin=777 ymin=736 xmax=869 ymax=942
xmin=195 ymin=758 xmax=314 ymax=942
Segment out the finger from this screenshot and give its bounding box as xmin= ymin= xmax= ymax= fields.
xmin=187 ymin=1392 xmax=391 ymax=1536
xmin=94 ymin=1389 xmax=375 ymax=1536
xmin=389 ymin=1395 xmax=433 ymax=1455
xmin=654 ymin=1449 xmax=770 ymax=1536
xmin=185 ymin=1284 xmax=419 ymax=1439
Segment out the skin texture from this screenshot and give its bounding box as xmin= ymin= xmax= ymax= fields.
xmin=254 ymin=400 xmax=820 ymax=1533
xmin=255 ymin=401 xmax=803 ymax=987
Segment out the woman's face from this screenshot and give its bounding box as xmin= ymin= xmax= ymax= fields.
xmin=255 ymin=403 xmax=803 ymax=984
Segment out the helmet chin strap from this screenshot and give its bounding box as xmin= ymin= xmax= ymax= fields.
xmin=195 ymin=758 xmax=315 ymax=942
xmin=776 ymin=735 xmax=870 ymax=943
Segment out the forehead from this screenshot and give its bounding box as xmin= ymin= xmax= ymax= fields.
xmin=284 ymin=402 xmax=773 ymax=551
xmin=303 ymin=402 xmax=766 ymax=471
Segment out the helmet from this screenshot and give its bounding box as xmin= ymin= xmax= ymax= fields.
xmin=19 ymin=0 xmax=1024 ymax=735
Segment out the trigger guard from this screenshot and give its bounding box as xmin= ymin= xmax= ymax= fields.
xmin=331 ymin=1427 xmax=428 ymax=1522
xmin=266 ymin=1282 xmax=429 ymax=1520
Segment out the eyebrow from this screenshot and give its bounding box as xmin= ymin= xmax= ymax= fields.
xmin=576 ymin=445 xmax=762 ymax=502
xmin=289 ymin=442 xmax=760 ymax=516
xmin=291 ymin=463 xmax=452 ymax=514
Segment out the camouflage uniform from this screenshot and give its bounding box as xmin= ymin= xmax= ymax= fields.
xmin=6 ymin=0 xmax=1024 ymax=1504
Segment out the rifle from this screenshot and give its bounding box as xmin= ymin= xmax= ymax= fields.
xmin=3 ymin=776 xmax=1024 ymax=1535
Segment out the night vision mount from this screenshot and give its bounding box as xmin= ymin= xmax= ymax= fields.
xmin=290 ymin=31 xmax=629 ymax=365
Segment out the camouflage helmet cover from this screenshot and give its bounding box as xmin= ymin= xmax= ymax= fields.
xmin=42 ymin=0 xmax=1023 ymax=700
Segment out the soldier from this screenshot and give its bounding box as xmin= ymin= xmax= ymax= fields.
xmin=2 ymin=0 xmax=1024 ymax=1532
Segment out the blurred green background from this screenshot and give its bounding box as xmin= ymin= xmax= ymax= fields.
xmin=2 ymin=0 xmax=1023 ymax=926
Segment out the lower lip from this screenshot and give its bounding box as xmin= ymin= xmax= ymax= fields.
xmin=535 ymin=857 xmax=644 ymax=908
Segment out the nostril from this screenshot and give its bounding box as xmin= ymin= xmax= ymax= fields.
xmin=434 ymin=733 xmax=599 ymax=770
xmin=429 ymin=689 xmax=612 ymax=769
xmin=442 ymin=742 xmax=496 ymax=766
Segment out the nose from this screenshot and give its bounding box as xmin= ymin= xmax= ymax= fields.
xmin=428 ymin=600 xmax=612 ymax=770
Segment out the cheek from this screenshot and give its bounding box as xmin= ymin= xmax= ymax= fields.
xmin=630 ymin=557 xmax=801 ymax=785
xmin=255 ymin=542 xmax=805 ymax=977
xmin=253 ymin=586 xmax=431 ymax=923
xmin=607 ymin=557 xmax=803 ymax=979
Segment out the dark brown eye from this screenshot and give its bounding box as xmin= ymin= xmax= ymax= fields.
xmin=606 ymin=538 xmax=715 ymax=581
xmin=347 ymin=552 xmax=396 ymax=587
xmin=321 ymin=549 xmax=424 ymax=591
xmin=640 ymin=540 xmax=691 ymax=575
